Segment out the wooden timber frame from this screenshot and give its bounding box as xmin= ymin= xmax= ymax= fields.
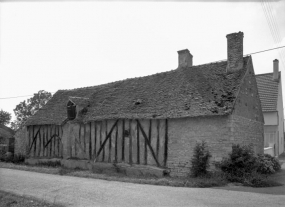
xmin=27 ymin=119 xmax=168 ymax=167
xmin=27 ymin=125 xmax=63 ymax=158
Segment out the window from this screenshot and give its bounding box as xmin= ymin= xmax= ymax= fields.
xmin=264 ymin=132 xmax=276 ymax=148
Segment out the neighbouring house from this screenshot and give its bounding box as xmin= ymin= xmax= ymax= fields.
xmin=0 ymin=124 xmax=15 ymax=156
xmin=256 ymin=59 xmax=284 ymax=157
xmin=25 ymin=32 xmax=264 ymax=177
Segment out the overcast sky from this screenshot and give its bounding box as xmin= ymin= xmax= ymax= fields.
xmin=0 ymin=0 xmax=285 ymax=123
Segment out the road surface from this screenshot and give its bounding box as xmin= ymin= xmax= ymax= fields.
xmin=1 ymin=168 xmax=285 ymax=207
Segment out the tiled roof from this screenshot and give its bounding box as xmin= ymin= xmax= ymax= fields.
xmin=256 ymin=72 xmax=280 ymax=112
xmin=25 ymin=56 xmax=250 ymax=126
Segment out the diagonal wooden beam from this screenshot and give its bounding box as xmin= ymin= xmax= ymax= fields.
xmin=94 ymin=120 xmax=118 ymax=162
xmin=44 ymin=134 xmax=62 ymax=149
xmin=28 ymin=126 xmax=42 ymax=154
xmin=137 ymin=120 xmax=160 ymax=167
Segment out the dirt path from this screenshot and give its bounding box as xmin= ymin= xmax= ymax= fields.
xmin=1 ymin=168 xmax=285 ymax=207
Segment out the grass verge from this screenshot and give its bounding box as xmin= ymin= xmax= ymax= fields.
xmin=0 ymin=190 xmax=64 ymax=207
xmin=0 ymin=161 xmax=228 ymax=188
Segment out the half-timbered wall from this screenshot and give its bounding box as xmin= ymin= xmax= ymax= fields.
xmin=27 ymin=125 xmax=63 ymax=158
xmin=61 ymin=119 xmax=168 ymax=167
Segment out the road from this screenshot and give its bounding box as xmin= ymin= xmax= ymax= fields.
xmin=0 ymin=168 xmax=285 ymax=207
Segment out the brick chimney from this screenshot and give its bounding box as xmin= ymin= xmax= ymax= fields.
xmin=226 ymin=32 xmax=244 ymax=73
xmin=178 ymin=49 xmax=193 ymax=68
xmin=273 ymin=59 xmax=279 ymax=82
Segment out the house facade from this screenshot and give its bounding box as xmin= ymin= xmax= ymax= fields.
xmin=256 ymin=60 xmax=284 ymax=156
xmin=25 ymin=32 xmax=264 ymax=177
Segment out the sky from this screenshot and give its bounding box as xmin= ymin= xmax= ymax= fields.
xmin=0 ymin=0 xmax=285 ymax=124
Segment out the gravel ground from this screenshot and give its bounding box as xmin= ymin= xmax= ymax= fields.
xmin=1 ymin=168 xmax=285 ymax=207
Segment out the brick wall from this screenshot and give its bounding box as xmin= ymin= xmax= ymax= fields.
xmin=167 ymin=116 xmax=232 ymax=177
xmin=167 ymin=114 xmax=263 ymax=177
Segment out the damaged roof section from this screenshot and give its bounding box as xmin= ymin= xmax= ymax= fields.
xmin=25 ymin=56 xmax=250 ymax=126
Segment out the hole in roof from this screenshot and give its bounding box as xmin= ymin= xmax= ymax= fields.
xmin=134 ymin=99 xmax=143 ymax=105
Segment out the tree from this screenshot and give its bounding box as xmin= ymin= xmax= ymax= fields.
xmin=0 ymin=109 xmax=11 ymax=126
xmin=11 ymin=90 xmax=52 ymax=130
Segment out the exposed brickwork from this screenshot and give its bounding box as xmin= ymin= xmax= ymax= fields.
xmin=167 ymin=116 xmax=232 ymax=177
xmin=226 ymin=32 xmax=244 ymax=73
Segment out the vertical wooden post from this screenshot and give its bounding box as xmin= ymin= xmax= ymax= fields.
xmin=129 ymin=120 xmax=133 ymax=165
xmin=99 ymin=121 xmax=103 ymax=161
xmin=83 ymin=124 xmax=86 ymax=153
xmin=27 ymin=126 xmax=30 ymax=156
xmin=53 ymin=126 xmax=56 ymax=157
xmin=38 ymin=129 xmax=41 ymax=157
xmin=42 ymin=126 xmax=46 ymax=157
xmin=49 ymin=125 xmax=52 ymax=157
xmin=108 ymin=121 xmax=112 ymax=163
xmin=144 ymin=123 xmax=147 ymax=165
xmin=57 ymin=126 xmax=60 ymax=157
xmin=33 ymin=126 xmax=37 ymax=157
xmin=136 ymin=120 xmax=140 ymax=164
xmin=93 ymin=122 xmax=97 ymax=159
xmin=156 ymin=119 xmax=160 ymax=158
xmin=89 ymin=122 xmax=92 ymax=160
xmin=122 ymin=120 xmax=125 ymax=162
xmin=115 ymin=122 xmax=118 ymax=163
xmin=164 ymin=119 xmax=168 ymax=167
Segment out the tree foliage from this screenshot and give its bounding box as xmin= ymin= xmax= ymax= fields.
xmin=0 ymin=109 xmax=11 ymax=126
xmin=11 ymin=90 xmax=52 ymax=130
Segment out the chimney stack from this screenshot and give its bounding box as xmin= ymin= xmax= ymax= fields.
xmin=178 ymin=49 xmax=193 ymax=68
xmin=226 ymin=31 xmax=244 ymax=73
xmin=273 ymin=59 xmax=279 ymax=82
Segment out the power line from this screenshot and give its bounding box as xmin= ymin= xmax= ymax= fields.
xmin=0 ymin=92 xmax=56 ymax=100
xmin=261 ymin=1 xmax=285 ymax=69
xmin=246 ymin=45 xmax=285 ymax=55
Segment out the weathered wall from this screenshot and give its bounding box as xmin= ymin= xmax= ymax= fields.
xmin=61 ymin=119 xmax=168 ymax=167
xmin=229 ymin=115 xmax=264 ymax=154
xmin=14 ymin=127 xmax=28 ymax=155
xmin=168 ymin=116 xmax=231 ymax=177
xmin=167 ymin=114 xmax=264 ymax=177
xmin=26 ymin=125 xmax=63 ymax=158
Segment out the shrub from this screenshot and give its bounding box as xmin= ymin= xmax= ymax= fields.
xmin=12 ymin=154 xmax=25 ymax=164
xmin=190 ymin=141 xmax=212 ymax=177
xmin=256 ymin=154 xmax=281 ymax=175
xmin=218 ymin=144 xmax=283 ymax=187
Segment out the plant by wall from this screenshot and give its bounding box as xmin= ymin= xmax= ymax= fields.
xmin=190 ymin=141 xmax=212 ymax=177
xmin=218 ymin=144 xmax=282 ymax=186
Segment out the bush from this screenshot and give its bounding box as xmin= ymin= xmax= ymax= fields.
xmin=219 ymin=144 xmax=257 ymax=182
xmin=12 ymin=154 xmax=25 ymax=164
xmin=256 ymin=154 xmax=281 ymax=175
xmin=218 ymin=144 xmax=282 ymax=186
xmin=190 ymin=141 xmax=212 ymax=177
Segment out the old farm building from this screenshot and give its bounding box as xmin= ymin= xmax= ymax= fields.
xmin=25 ymin=32 xmax=264 ymax=176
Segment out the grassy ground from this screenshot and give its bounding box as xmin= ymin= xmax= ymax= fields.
xmin=0 ymin=190 xmax=64 ymax=207
xmin=0 ymin=161 xmax=228 ymax=188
